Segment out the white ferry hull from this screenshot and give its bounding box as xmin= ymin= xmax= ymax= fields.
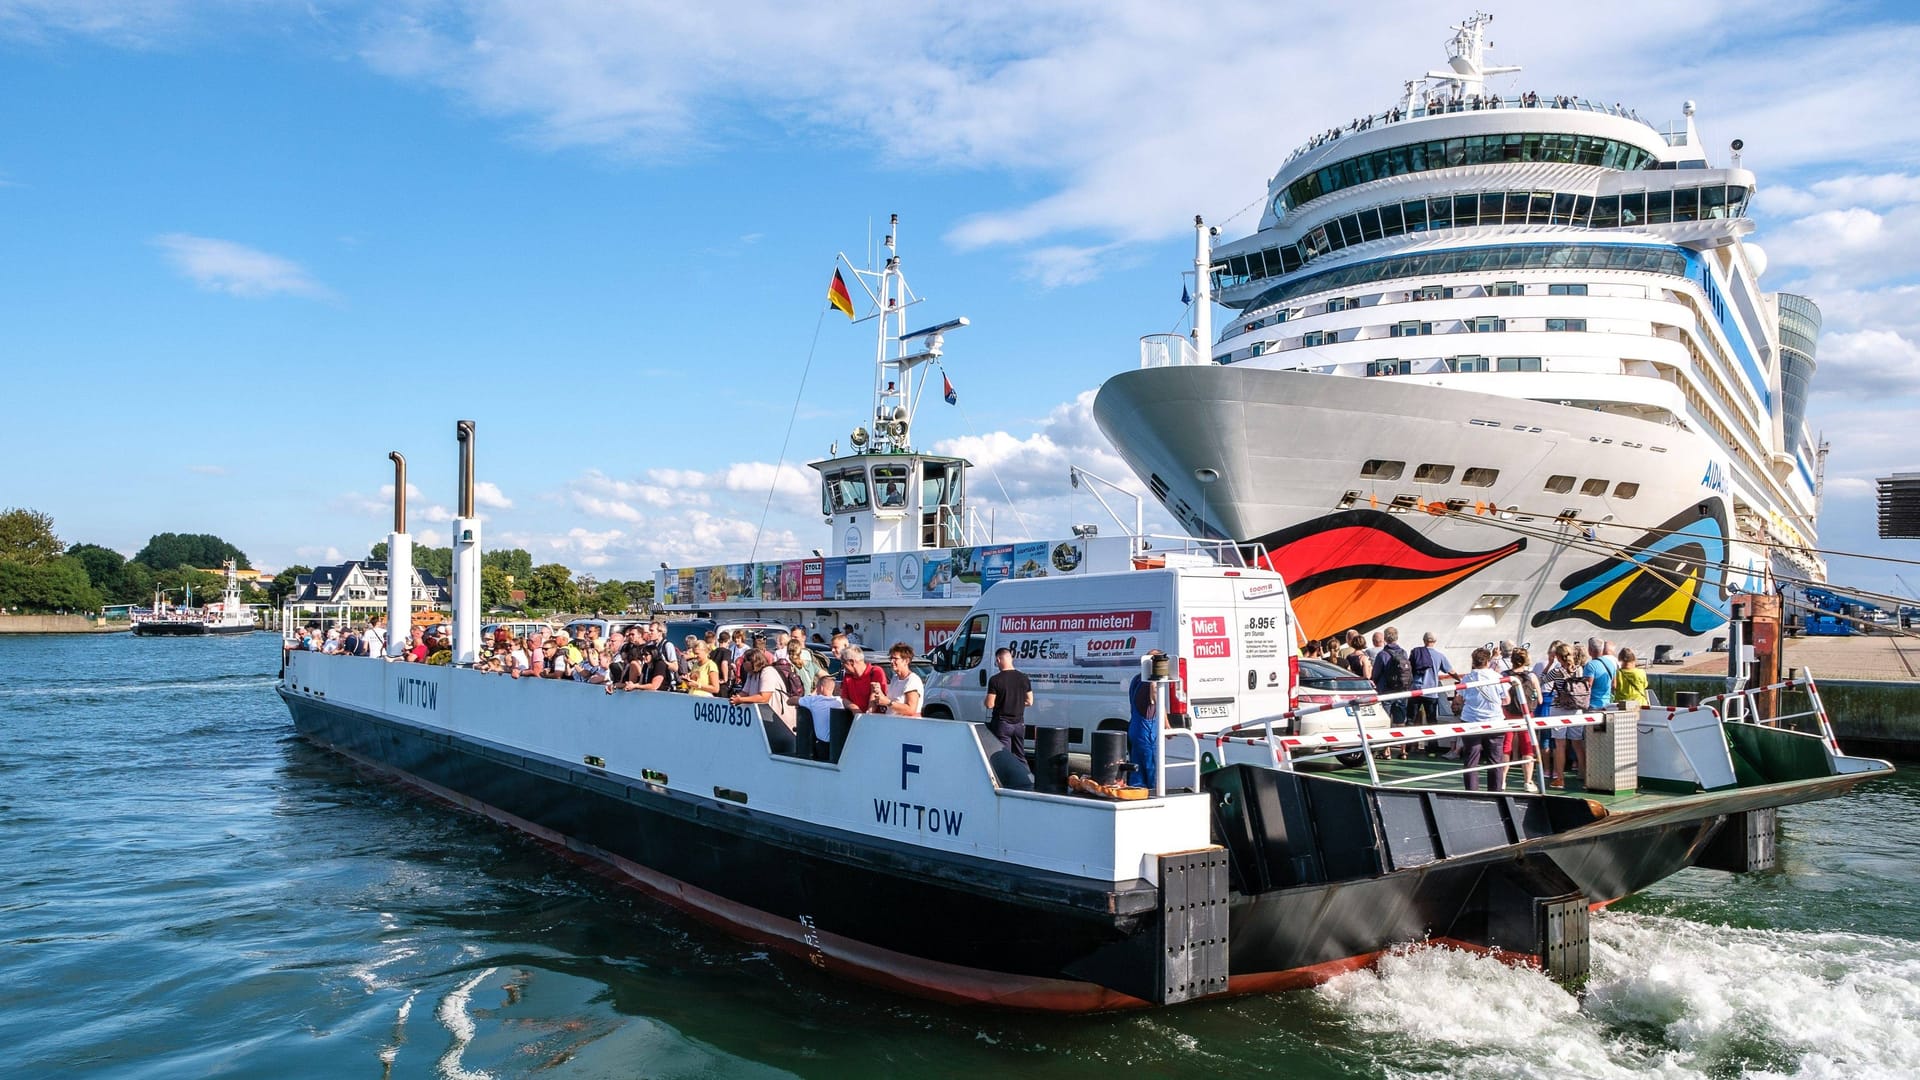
xmin=1096 ymin=364 xmax=1738 ymax=658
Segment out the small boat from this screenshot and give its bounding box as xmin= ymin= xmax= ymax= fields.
xmin=131 ymin=561 xmax=256 ymax=636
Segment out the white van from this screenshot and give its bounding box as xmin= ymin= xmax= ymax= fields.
xmin=920 ymin=565 xmax=1299 ymax=750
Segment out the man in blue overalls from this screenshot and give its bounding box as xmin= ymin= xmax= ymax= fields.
xmin=1127 ymin=651 xmax=1164 ymax=788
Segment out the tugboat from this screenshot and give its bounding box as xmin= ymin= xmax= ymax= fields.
xmin=278 ymin=223 xmax=1891 ymax=1010
xmin=131 ymin=561 xmax=256 ymax=636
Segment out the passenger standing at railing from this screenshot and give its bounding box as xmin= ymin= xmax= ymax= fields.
xmin=1503 ymin=648 xmax=1542 ymax=792
xmin=1127 ymin=651 xmax=1164 ymax=788
xmin=1452 ymin=648 xmax=1506 ymax=792
xmin=1615 ymin=649 xmax=1649 ymax=706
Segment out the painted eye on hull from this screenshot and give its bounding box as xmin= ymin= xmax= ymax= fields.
xmin=1250 ymin=510 xmax=1525 ymax=640
xmin=1532 ymin=501 xmax=1729 ymax=634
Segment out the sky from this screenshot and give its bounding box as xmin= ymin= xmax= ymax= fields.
xmin=4 ymin=0 xmax=1920 ymax=597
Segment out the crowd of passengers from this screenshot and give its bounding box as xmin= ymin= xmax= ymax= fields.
xmin=1302 ymin=626 xmax=1650 ymax=793
xmin=289 ymin=617 xmax=926 ymax=738
xmin=1300 ymin=91 xmax=1640 ymax=156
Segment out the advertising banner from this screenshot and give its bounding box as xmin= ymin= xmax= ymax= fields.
xmin=924 ymin=620 xmax=961 ymax=655
xmin=779 ymin=561 xmax=802 ymax=602
xmin=757 ymin=563 xmax=781 ymax=599
xmin=801 ymin=559 xmax=824 ymax=602
xmin=1012 ymin=542 xmax=1049 ymax=580
xmin=994 ymin=610 xmax=1158 ymax=670
xmin=843 ymin=556 xmax=871 ymax=601
xmin=979 ymin=544 xmax=1014 ymax=592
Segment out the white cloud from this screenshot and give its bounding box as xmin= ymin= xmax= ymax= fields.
xmin=1813 ymin=329 xmax=1920 ymax=399
xmin=472 ymin=480 xmax=512 ymax=510
xmin=153 ymin=233 xmax=332 ymax=299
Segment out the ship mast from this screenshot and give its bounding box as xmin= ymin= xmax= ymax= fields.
xmin=839 ymin=214 xmax=966 ymax=455
xmin=1424 ymin=12 xmax=1521 ymax=100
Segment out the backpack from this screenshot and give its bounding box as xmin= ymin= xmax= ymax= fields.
xmin=772 ymin=655 xmax=805 ymax=700
xmin=1377 ymin=643 xmax=1411 ymax=692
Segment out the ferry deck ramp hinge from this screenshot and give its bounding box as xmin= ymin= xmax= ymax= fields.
xmin=1695 ymin=806 xmax=1777 ymax=873
xmin=1156 ymin=848 xmax=1230 ymax=1004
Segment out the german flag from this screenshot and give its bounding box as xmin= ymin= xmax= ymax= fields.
xmin=828 ymin=269 xmax=856 ymax=320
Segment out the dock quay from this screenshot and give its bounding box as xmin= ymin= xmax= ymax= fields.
xmin=1652 ymin=634 xmax=1920 ymax=760
xmin=0 ymin=615 xmax=129 ymax=634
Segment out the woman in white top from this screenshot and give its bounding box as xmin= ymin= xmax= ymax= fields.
xmin=883 ymin=643 xmax=923 ymax=716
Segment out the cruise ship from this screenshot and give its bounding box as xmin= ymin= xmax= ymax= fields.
xmin=1094 ymin=14 xmax=1825 ymax=659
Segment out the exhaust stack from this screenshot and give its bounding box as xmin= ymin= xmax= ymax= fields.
xmin=386 ymin=452 xmax=412 ymax=658
xmin=451 ymin=421 xmax=481 ymax=666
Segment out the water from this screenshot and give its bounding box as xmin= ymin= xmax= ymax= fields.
xmin=3 ymin=634 xmax=1916 ymax=1079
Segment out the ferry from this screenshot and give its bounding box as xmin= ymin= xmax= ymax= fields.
xmin=1094 ymin=14 xmax=1823 ymax=660
xmin=277 ymin=222 xmax=1890 ymax=1011
xmin=130 ymin=561 xmax=256 ymax=636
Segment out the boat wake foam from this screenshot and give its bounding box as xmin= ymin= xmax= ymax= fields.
xmin=1316 ymin=912 xmax=1920 ymax=1079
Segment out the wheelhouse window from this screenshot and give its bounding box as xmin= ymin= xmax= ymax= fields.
xmin=824 ymin=467 xmax=870 ymax=513
xmin=872 ymin=464 xmax=909 ymax=509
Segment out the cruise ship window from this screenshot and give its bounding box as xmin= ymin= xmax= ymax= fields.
xmin=1361 ymin=459 xmax=1404 ymax=480
xmin=1545 ymin=475 xmax=1576 ymax=494
xmin=1701 ymin=185 xmax=1730 ymax=219
xmin=1674 ymin=187 xmax=1699 ymax=222
xmin=1339 ymin=216 xmax=1364 ymax=247
xmin=1326 ymin=296 xmax=1353 ymax=312
xmin=1490 ymin=281 xmax=1521 ymax=297
xmin=1390 ymin=494 xmax=1419 ymax=513
xmin=1462 ymin=467 xmax=1499 ymax=487
xmin=1360 ymin=208 xmax=1384 ymax=242
xmin=1447 ymin=356 xmax=1491 ymax=373
xmin=1620 ymin=192 xmax=1645 ymax=225
xmin=1404 ymin=199 xmax=1428 ymax=231
xmin=1548 ymin=283 xmax=1588 ymax=296
xmin=1472 ymin=315 xmax=1504 ymax=333
xmin=1496 ymin=356 xmax=1543 ymax=372
xmin=1552 ymin=193 xmax=1578 ymax=225
xmin=1729 ymin=185 xmax=1750 ymax=214
xmin=1529 ymin=192 xmax=1553 ymax=223
xmin=1591 ymin=196 xmax=1620 ymax=228
xmin=1546 ymin=319 xmax=1586 ymax=332
xmin=1414 ymin=464 xmax=1454 ymax=484
xmin=1380 ymin=203 xmax=1405 ymax=234
xmin=1614 ymin=482 xmax=1641 ymax=499
xmin=1483 ymin=193 xmax=1507 ymax=222
xmin=1429 ymin=197 xmax=1453 ymax=228
xmin=1648 ymin=190 xmax=1673 ymax=224
xmin=1580 ymin=478 xmax=1609 ymax=497
xmin=1416 ymin=285 xmax=1451 ymax=301
xmin=1453 ymin=194 xmax=1477 ymax=226
xmin=1574 ymin=195 xmax=1595 ymax=224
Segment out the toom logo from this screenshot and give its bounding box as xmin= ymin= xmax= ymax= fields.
xmin=1082 ymin=635 xmax=1139 ymax=659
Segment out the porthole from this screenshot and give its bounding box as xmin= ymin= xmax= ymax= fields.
xmin=1614 ymin=481 xmax=1640 ymax=499
xmin=1361 ymin=459 xmax=1405 ymax=480
xmin=1462 ymin=467 xmax=1499 ymax=488
xmin=1544 ymin=474 xmax=1575 ymax=494
xmin=1413 ymin=463 xmax=1454 ymax=484
xmin=1580 ymin=478 xmax=1609 ymax=497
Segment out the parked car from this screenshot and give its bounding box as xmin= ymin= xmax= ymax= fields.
xmin=1291 ymin=657 xmax=1391 ymax=768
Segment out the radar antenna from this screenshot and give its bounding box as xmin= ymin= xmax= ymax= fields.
xmin=1424 ymin=12 xmax=1521 ymax=100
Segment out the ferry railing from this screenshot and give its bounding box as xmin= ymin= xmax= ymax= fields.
xmin=1281 ymin=94 xmax=1652 ymax=165
xmin=1139 ymin=334 xmax=1205 ymax=368
xmin=1161 ymin=728 xmax=1204 ymax=795
xmin=1214 ymin=675 xmax=1603 ymax=791
xmin=1699 ymin=671 xmax=1840 ymax=752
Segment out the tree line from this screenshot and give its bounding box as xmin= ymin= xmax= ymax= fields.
xmin=365 ymin=542 xmax=652 ymax=614
xmin=0 ymin=506 xmax=655 ymax=617
xmin=0 ymin=509 xmax=260 ymax=614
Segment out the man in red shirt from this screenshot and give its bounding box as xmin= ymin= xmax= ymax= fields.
xmin=838 ymin=645 xmax=890 ymax=713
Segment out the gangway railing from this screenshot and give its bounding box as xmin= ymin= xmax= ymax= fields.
xmin=1699 ymin=670 xmax=1840 ymax=752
